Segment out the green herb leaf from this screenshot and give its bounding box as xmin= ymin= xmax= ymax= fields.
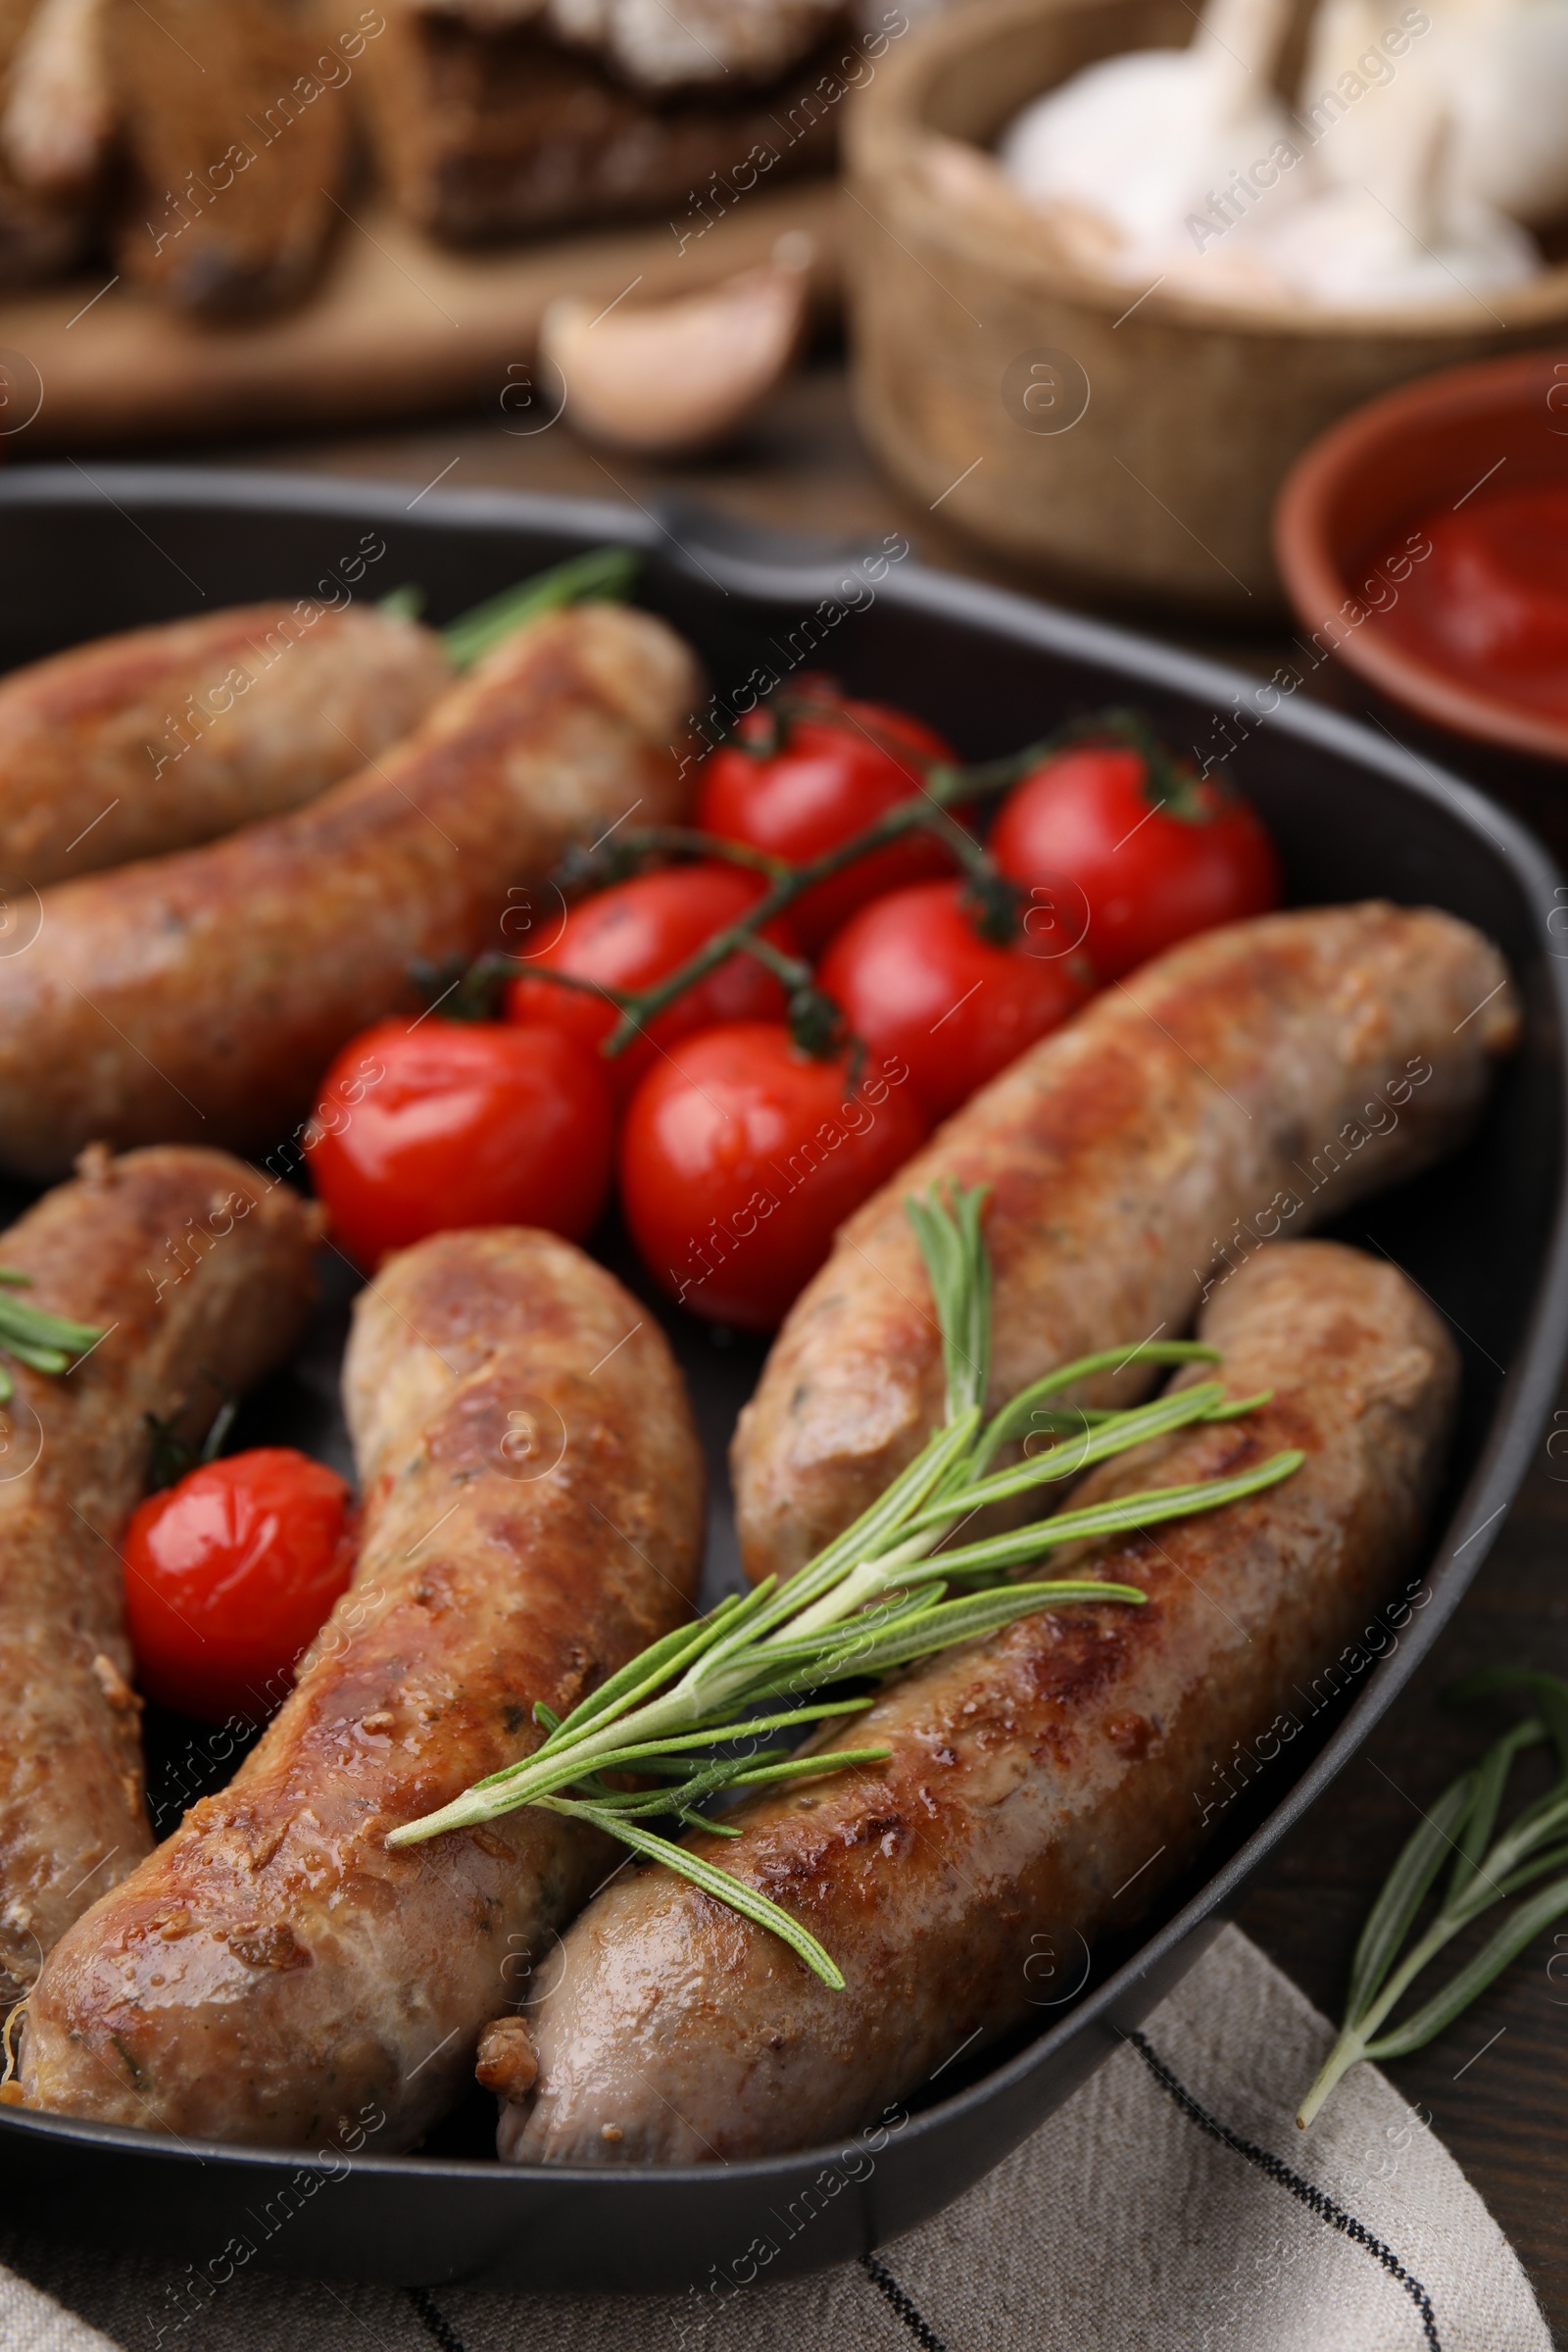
xmin=542 ymin=1799 xmax=848 ymax=1988
xmin=441 ymin=548 xmax=639 ymax=670
xmin=905 ymin=1184 xmax=991 ymax=1422
xmin=0 ymin=1287 xmax=103 ymax=1356
xmin=376 ymin=584 xmax=425 ymax=623
xmin=1346 ymin=1770 xmax=1475 ymax=2027
xmin=0 ymin=1267 xmax=105 ymax=1403
xmin=1446 ymin=1720 xmax=1543 ymax=1905
xmin=1299 ymin=1671 xmax=1568 ymax=2130
xmin=922 ymin=1452 xmax=1304 ymax=1583
xmin=905 ymin=1379 xmax=1236 ymax=1528
xmin=389 ymin=1188 xmax=1301 ymax=1987
xmin=725 ymin=1746 xmax=892 ymax=1788
xmin=976 ymin=1341 xmax=1221 ymax=1473
xmin=1366 ymin=1873 xmax=1568 ymax=2060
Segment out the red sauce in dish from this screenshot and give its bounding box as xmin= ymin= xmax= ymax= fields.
xmin=1374 ymin=481 xmax=1568 ymax=719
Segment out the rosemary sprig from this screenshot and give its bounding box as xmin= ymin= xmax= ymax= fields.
xmin=388 ymin=1186 xmax=1301 ymax=1985
xmin=1298 ymin=1668 xmax=1568 ymax=2129
xmin=440 ymin=547 xmax=639 ymax=671
xmin=375 ymin=584 xmax=424 ymax=622
xmin=0 ymin=1269 xmax=103 ymax=1403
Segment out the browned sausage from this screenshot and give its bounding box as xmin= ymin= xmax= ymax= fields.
xmin=19 ymin=1226 xmax=704 ymax=2148
xmin=734 ymin=903 xmax=1515 ymax=1589
xmin=501 ymin=1238 xmax=1455 ymax=2162
xmin=0 ymin=1145 xmax=319 ymax=2004
xmin=0 ymin=601 xmax=451 ymax=888
xmin=0 ymin=601 xmax=701 ymax=1179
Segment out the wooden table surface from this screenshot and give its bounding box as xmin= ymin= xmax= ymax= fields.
xmin=29 ymin=354 xmax=1568 ymax=2337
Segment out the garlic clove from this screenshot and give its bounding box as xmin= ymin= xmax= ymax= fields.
xmin=1300 ymin=0 xmax=1568 ymax=232
xmin=1267 ymin=67 xmax=1541 ymax=305
xmin=998 ymin=0 xmax=1303 ymax=270
xmin=540 ymin=235 xmax=814 ymax=458
xmin=1262 ymin=186 xmax=1538 ymax=305
xmin=1435 ymin=0 xmax=1568 ymax=227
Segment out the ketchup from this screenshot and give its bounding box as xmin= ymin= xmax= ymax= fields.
xmin=1374 ymin=481 xmax=1568 ymax=719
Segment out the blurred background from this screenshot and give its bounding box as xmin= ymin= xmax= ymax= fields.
xmin=0 ymin=0 xmax=1559 ymax=712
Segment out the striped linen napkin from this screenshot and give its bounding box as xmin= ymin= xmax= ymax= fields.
xmin=0 ymin=1925 xmax=1547 ymax=2352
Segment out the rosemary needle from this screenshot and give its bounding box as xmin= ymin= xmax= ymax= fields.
xmin=440 ymin=547 xmax=639 ymax=671
xmin=1298 ymin=1667 xmax=1568 ymax=2128
xmin=0 ymin=1268 xmax=103 ymax=1404
xmin=389 ymin=1185 xmax=1301 ymax=1984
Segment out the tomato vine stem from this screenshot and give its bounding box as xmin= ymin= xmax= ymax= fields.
xmin=438 ymin=706 xmax=1193 ymax=1062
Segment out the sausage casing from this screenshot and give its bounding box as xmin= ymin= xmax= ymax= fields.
xmin=0 ymin=603 xmax=451 ymax=887
xmin=505 ymin=1238 xmax=1456 ymax=2162
xmin=20 ymin=1227 xmax=704 ymax=2147
xmin=0 ymin=1145 xmax=319 ymax=2002
xmin=0 ymin=601 xmax=700 ymax=1178
xmin=734 ymin=902 xmax=1514 ymax=1588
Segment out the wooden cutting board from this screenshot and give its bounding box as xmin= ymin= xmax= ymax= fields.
xmin=0 ymin=179 xmax=843 ymax=449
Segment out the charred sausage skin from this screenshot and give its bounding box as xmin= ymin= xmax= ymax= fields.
xmin=0 ymin=601 xmax=701 ymax=1178
xmin=0 ymin=602 xmax=452 ymax=888
xmin=505 ymin=1239 xmax=1456 ymax=2163
xmin=0 ymin=1145 xmax=319 ymax=2003
xmin=734 ymin=903 xmax=1515 ymax=1589
xmin=20 ymin=1228 xmax=704 ymax=2148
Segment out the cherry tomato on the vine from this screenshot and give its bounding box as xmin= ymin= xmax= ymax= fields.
xmin=695 ymin=682 xmax=964 ymax=951
xmin=817 ymin=880 xmax=1093 ymax=1123
xmin=123 ymin=1449 xmax=359 ymax=1722
xmin=989 ymin=744 xmax=1281 ymax=982
xmin=619 ymin=1023 xmax=928 ymax=1329
xmin=309 ymin=1016 xmax=613 ymax=1270
xmin=504 ymin=861 xmax=799 ymax=1099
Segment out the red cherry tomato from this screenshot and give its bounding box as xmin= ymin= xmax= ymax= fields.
xmin=504 ymin=862 xmax=799 ymax=1099
xmin=816 ymin=880 xmax=1093 ymax=1123
xmin=989 ymin=745 xmax=1281 ymax=981
xmin=619 ymin=1023 xmax=928 ymax=1328
xmin=309 ymin=1016 xmax=613 ymax=1270
xmin=123 ymin=1448 xmax=358 ymax=1722
xmin=694 ymin=683 xmax=963 ymax=950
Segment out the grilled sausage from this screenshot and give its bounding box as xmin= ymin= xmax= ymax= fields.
xmin=19 ymin=1227 xmax=704 ymax=2148
xmin=502 ymin=1238 xmax=1456 ymax=2162
xmin=0 ymin=1145 xmax=319 ymax=2004
xmin=734 ymin=902 xmax=1515 ymax=1589
xmin=0 ymin=601 xmax=701 ymax=1180
xmin=0 ymin=602 xmax=451 ymax=889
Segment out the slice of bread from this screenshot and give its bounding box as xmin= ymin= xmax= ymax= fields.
xmin=356 ymin=6 xmax=844 ymax=244
xmin=103 ymin=0 xmax=352 ymax=316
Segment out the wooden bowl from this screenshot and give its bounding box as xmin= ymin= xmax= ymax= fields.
xmin=844 ymin=0 xmax=1568 ymax=617
xmin=1274 ymin=348 xmax=1568 ymax=761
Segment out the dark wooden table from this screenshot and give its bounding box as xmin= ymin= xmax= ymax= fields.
xmin=74 ymin=355 xmax=1568 ymax=2336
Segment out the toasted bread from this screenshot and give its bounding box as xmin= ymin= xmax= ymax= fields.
xmin=358 ymin=4 xmax=844 ymax=242
xmin=104 ymin=0 xmax=354 ymax=316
